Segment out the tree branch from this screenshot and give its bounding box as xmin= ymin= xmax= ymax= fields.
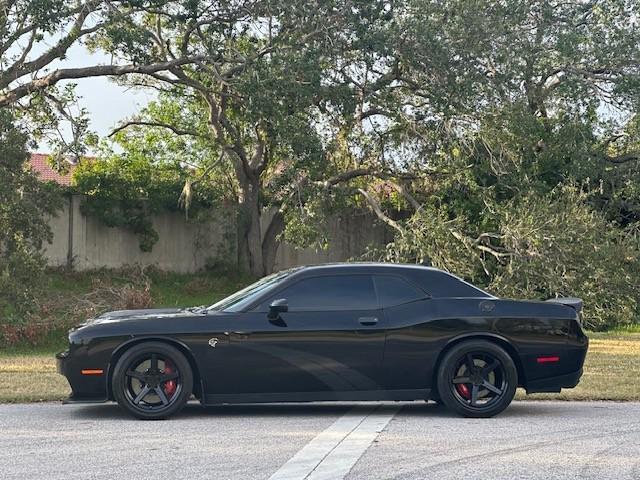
xmin=109 ymin=120 xmax=202 ymax=138
xmin=0 ymin=55 xmax=209 ymax=107
xmin=357 ymin=188 xmax=404 ymax=234
xmin=603 ymin=152 xmax=640 ymax=164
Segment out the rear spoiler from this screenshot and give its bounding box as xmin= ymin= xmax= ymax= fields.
xmin=545 ymin=297 xmax=583 ymax=314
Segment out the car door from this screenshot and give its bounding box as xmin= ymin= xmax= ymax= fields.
xmin=209 ymin=274 xmax=387 ymax=401
xmin=374 ymin=274 xmax=435 ymax=390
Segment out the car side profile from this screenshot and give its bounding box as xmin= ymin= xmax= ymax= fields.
xmin=56 ymin=263 xmax=588 ymax=419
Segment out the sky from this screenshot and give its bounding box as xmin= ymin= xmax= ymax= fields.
xmin=37 ymin=43 xmax=156 ymax=154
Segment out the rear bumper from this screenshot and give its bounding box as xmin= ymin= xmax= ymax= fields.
xmin=525 ymin=368 xmax=583 ymax=394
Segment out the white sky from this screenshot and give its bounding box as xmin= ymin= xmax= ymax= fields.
xmin=38 ymin=43 xmax=156 ymax=153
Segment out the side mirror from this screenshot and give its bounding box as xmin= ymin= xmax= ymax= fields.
xmin=268 ymin=298 xmax=288 ymax=319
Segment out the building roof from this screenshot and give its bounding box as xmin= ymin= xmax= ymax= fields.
xmin=27 ymin=153 xmax=78 ymax=186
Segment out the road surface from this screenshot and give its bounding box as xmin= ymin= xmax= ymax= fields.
xmin=0 ymin=401 xmax=638 ymax=479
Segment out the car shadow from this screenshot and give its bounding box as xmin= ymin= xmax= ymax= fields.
xmin=69 ymin=400 xmax=558 ymax=421
xmin=69 ymin=401 xmax=355 ymax=420
xmin=400 ymin=401 xmax=561 ymax=418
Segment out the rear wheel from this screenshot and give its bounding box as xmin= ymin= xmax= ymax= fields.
xmin=112 ymin=342 xmax=193 ymax=420
xmin=437 ymin=340 xmax=517 ymax=418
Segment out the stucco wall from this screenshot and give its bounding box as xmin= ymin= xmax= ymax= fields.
xmin=43 ymin=195 xmax=391 ymax=273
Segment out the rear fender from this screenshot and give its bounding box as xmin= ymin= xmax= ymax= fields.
xmin=432 ymin=332 xmax=525 ymax=391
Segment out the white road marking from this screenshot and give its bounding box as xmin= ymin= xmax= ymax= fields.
xmin=268 ymin=404 xmax=399 ymax=480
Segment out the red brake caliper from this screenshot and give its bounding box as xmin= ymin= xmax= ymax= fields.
xmin=163 ymin=360 xmax=177 ymax=398
xmin=456 ymin=383 xmax=470 ymax=399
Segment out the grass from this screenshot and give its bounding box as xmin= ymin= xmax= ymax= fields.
xmin=43 ymin=267 xmax=252 ymax=309
xmin=0 ymin=354 xmax=68 ymax=402
xmin=1 ymin=331 xmax=638 ymax=404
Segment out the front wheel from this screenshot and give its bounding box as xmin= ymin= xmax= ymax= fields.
xmin=112 ymin=342 xmax=193 ymax=420
xmin=436 ymin=340 xmax=517 ymax=418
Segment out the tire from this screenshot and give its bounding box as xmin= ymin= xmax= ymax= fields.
xmin=436 ymin=340 xmax=517 ymax=418
xmin=112 ymin=341 xmax=193 ymax=420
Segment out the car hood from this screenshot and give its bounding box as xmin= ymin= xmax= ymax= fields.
xmin=81 ymin=307 xmax=206 ymax=326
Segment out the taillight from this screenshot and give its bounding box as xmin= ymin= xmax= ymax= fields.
xmin=536 ymin=356 xmax=560 ymax=364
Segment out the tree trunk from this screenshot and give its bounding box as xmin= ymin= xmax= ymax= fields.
xmin=236 ymin=178 xmax=266 ymax=277
xmin=262 ymin=210 xmax=285 ymax=275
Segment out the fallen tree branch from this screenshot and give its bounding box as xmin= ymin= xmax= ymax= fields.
xmin=357 ymin=188 xmax=404 ymax=234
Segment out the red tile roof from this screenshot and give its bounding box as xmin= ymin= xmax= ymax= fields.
xmin=27 ymin=153 xmax=79 ymax=186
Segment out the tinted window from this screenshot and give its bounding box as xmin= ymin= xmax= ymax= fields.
xmin=404 ymin=269 xmax=492 ymax=298
xmin=212 ymin=268 xmax=301 ymax=312
xmin=374 ymin=275 xmax=426 ymax=308
xmin=273 ymin=275 xmax=378 ymax=311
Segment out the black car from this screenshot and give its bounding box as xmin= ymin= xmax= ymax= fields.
xmin=56 ymin=263 xmax=588 ymax=419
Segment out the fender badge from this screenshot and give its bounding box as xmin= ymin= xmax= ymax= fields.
xmin=479 ymin=300 xmax=495 ymax=312
xmin=208 ymin=337 xmax=219 ymax=348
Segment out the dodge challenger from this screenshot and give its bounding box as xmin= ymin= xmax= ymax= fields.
xmin=56 ymin=263 xmax=588 ymax=419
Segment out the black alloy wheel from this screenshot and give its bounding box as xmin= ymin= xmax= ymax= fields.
xmin=437 ymin=340 xmax=517 ymax=418
xmin=112 ymin=342 xmax=193 ymax=420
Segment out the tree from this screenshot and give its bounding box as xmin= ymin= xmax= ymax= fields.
xmin=73 ymin=141 xmax=224 ymax=252
xmin=359 ymin=0 xmax=640 ymax=328
xmin=0 ymin=0 xmax=208 ymax=107
xmin=0 ymin=110 xmax=62 ymax=319
xmin=99 ymin=0 xmax=429 ymax=275
xmin=0 ymin=0 xmax=214 ymax=161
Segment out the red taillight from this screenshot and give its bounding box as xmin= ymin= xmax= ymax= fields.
xmin=536 ymin=356 xmax=560 ymax=364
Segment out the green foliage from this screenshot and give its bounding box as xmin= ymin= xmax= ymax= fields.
xmin=491 ymin=187 xmax=639 ymax=330
xmin=73 ymin=148 xmax=223 ymax=251
xmin=0 ymin=111 xmax=62 ymax=321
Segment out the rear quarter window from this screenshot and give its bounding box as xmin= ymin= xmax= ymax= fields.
xmin=374 ymin=275 xmax=427 ymax=308
xmin=405 ymin=269 xmax=491 ymax=298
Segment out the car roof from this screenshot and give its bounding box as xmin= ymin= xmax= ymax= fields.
xmin=290 ymin=262 xmax=493 ymax=298
xmin=296 ymin=262 xmax=440 ymax=273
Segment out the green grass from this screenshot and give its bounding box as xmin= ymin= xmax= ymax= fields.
xmin=43 ymin=267 xmax=252 ymax=309
xmin=147 ymin=270 xmax=250 ymax=307
xmin=605 ymin=323 xmax=640 ymax=334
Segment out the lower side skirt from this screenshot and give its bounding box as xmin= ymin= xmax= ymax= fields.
xmin=62 ymin=397 xmax=109 ymax=405
xmin=204 ymin=389 xmax=431 ymax=405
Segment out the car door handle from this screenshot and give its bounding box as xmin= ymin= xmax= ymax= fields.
xmin=358 ymin=317 xmax=379 ymax=326
xmin=232 ymin=331 xmax=250 ymax=340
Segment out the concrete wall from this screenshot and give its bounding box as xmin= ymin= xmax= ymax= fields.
xmin=43 ymin=195 xmax=391 ymax=273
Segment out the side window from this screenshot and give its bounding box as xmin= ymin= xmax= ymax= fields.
xmin=374 ymin=275 xmax=426 ymax=308
xmin=273 ymin=275 xmax=378 ymax=311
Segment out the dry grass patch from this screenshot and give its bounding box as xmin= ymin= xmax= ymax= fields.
xmin=0 ymin=355 xmax=69 ymax=402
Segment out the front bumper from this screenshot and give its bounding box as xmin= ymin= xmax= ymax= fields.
xmin=56 ymin=350 xmax=109 ymax=403
xmin=55 ymin=350 xmax=69 ymax=375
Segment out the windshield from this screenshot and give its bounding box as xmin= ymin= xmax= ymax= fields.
xmin=208 ymin=268 xmax=300 ymax=312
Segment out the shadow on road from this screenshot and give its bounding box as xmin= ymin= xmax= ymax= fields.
xmin=68 ymin=399 xmax=559 ymax=421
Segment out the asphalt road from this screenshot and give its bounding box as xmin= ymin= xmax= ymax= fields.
xmin=0 ymin=401 xmax=638 ymax=480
